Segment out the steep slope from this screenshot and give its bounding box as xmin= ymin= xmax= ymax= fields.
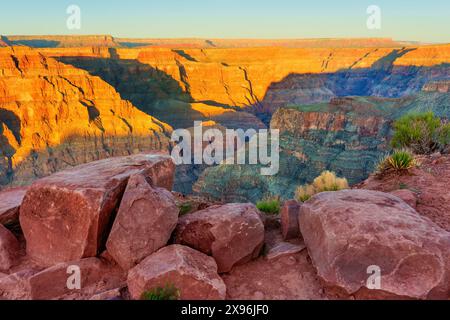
xmin=2 ymin=41 xmax=449 ymax=191
xmin=194 ymin=89 xmax=450 ymax=202
xmin=42 ymin=44 xmax=450 ymax=120
xmin=0 ymin=47 xmax=171 ymax=187
xmin=47 ymin=48 xmax=266 ymax=130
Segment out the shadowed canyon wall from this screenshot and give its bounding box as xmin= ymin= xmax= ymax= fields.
xmin=0 ymin=40 xmax=449 ymax=193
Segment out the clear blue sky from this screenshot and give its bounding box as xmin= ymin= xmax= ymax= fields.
xmin=1 ymin=0 xmax=449 ymax=42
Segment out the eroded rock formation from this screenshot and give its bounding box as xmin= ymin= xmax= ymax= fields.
xmin=174 ymin=203 xmax=265 ymax=273
xmin=195 ymin=89 xmax=450 ymax=202
xmin=20 ymin=154 xmax=174 ymax=266
xmin=0 ymin=47 xmax=172 ymax=187
xmin=299 ymin=189 xmax=450 ymax=299
xmin=127 ymin=245 xmax=227 ymax=300
xmin=106 ymin=173 xmax=179 ymax=270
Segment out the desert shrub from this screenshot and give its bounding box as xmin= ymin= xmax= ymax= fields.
xmin=391 ymin=112 xmax=450 ymax=154
xmin=141 ymin=284 xmax=180 ymax=300
xmin=295 ymin=171 xmax=349 ymax=202
xmin=377 ymin=150 xmax=417 ymax=174
xmin=178 ymin=202 xmax=193 ymax=216
xmin=256 ymin=197 xmax=281 ymax=215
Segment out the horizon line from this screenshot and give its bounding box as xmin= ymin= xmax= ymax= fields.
xmin=2 ymin=35 xmax=444 ymax=44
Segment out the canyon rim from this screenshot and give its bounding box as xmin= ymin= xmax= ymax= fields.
xmin=0 ymin=0 xmax=450 ymax=311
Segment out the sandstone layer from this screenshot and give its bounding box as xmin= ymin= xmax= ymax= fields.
xmin=1 ymin=41 xmax=450 ymax=196
xmin=0 ymin=47 xmax=172 ymax=187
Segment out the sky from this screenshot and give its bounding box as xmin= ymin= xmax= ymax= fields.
xmin=1 ymin=0 xmax=449 ymax=42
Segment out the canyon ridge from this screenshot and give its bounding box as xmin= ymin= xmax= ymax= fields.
xmin=1 ymin=35 xmax=450 ymax=301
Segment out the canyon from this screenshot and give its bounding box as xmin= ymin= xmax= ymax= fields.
xmin=0 ymin=36 xmax=449 ymax=199
xmin=1 ymin=35 xmax=450 ymax=301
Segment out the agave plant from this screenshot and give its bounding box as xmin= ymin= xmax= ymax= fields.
xmin=377 ymin=150 xmax=417 ymax=173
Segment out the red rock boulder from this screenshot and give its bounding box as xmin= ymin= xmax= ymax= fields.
xmin=106 ymin=173 xmax=179 ymax=270
xmin=174 ymin=203 xmax=265 ymax=273
xmin=299 ymin=189 xmax=450 ymax=300
xmin=281 ymin=200 xmax=301 ymax=240
xmin=20 ymin=154 xmax=175 ymax=266
xmin=127 ymin=245 xmax=226 ymax=300
xmin=0 ymin=187 xmax=27 ymax=226
xmin=0 ymin=257 xmax=124 ymax=300
xmin=0 ymin=225 xmax=20 ymax=272
xmin=389 ymin=189 xmax=418 ymax=209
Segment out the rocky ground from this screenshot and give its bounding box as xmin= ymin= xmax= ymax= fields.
xmin=1 ymin=152 xmax=450 ymax=300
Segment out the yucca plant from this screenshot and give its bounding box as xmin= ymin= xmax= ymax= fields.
xmin=377 ymin=150 xmax=417 ymax=173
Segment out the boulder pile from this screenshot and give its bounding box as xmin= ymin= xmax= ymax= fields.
xmin=0 ymin=153 xmax=264 ymax=300
xmin=1 ymin=153 xmax=450 ymax=300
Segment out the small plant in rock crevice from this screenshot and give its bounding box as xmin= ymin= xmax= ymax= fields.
xmin=141 ymin=284 xmax=180 ymax=300
xmin=178 ymin=202 xmax=193 ymax=216
xmin=256 ymin=197 xmax=281 ymax=215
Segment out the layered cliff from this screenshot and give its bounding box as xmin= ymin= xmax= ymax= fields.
xmin=41 ymin=44 xmax=450 ymax=120
xmin=0 ymin=47 xmax=172 ymax=187
xmin=1 ymin=39 xmax=450 ymax=191
xmin=194 ymin=89 xmax=450 ymax=202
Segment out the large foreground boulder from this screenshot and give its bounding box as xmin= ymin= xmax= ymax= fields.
xmin=174 ymin=203 xmax=265 ymax=273
xmin=127 ymin=245 xmax=226 ymax=300
xmin=0 ymin=187 xmax=27 ymax=226
xmin=106 ymin=173 xmax=179 ymax=270
xmin=389 ymin=189 xmax=418 ymax=209
xmin=299 ymin=189 xmax=450 ymax=300
xmin=0 ymin=257 xmax=124 ymax=300
xmin=20 ymin=154 xmax=175 ymax=266
xmin=0 ymin=225 xmax=20 ymax=272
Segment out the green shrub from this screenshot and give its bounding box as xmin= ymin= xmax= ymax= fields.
xmin=141 ymin=284 xmax=180 ymax=300
xmin=178 ymin=202 xmax=193 ymax=216
xmin=256 ymin=197 xmax=281 ymax=215
xmin=391 ymin=112 xmax=450 ymax=154
xmin=295 ymin=171 xmax=349 ymax=202
xmin=377 ymin=150 xmax=417 ymax=173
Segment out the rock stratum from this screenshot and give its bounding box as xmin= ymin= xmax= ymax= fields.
xmin=195 ymin=89 xmax=450 ymax=202
xmin=0 ymin=38 xmax=449 ymax=194
xmin=0 ymin=47 xmax=174 ymax=187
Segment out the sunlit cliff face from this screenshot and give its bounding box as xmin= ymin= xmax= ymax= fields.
xmin=1 ymin=41 xmax=449 ymax=188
